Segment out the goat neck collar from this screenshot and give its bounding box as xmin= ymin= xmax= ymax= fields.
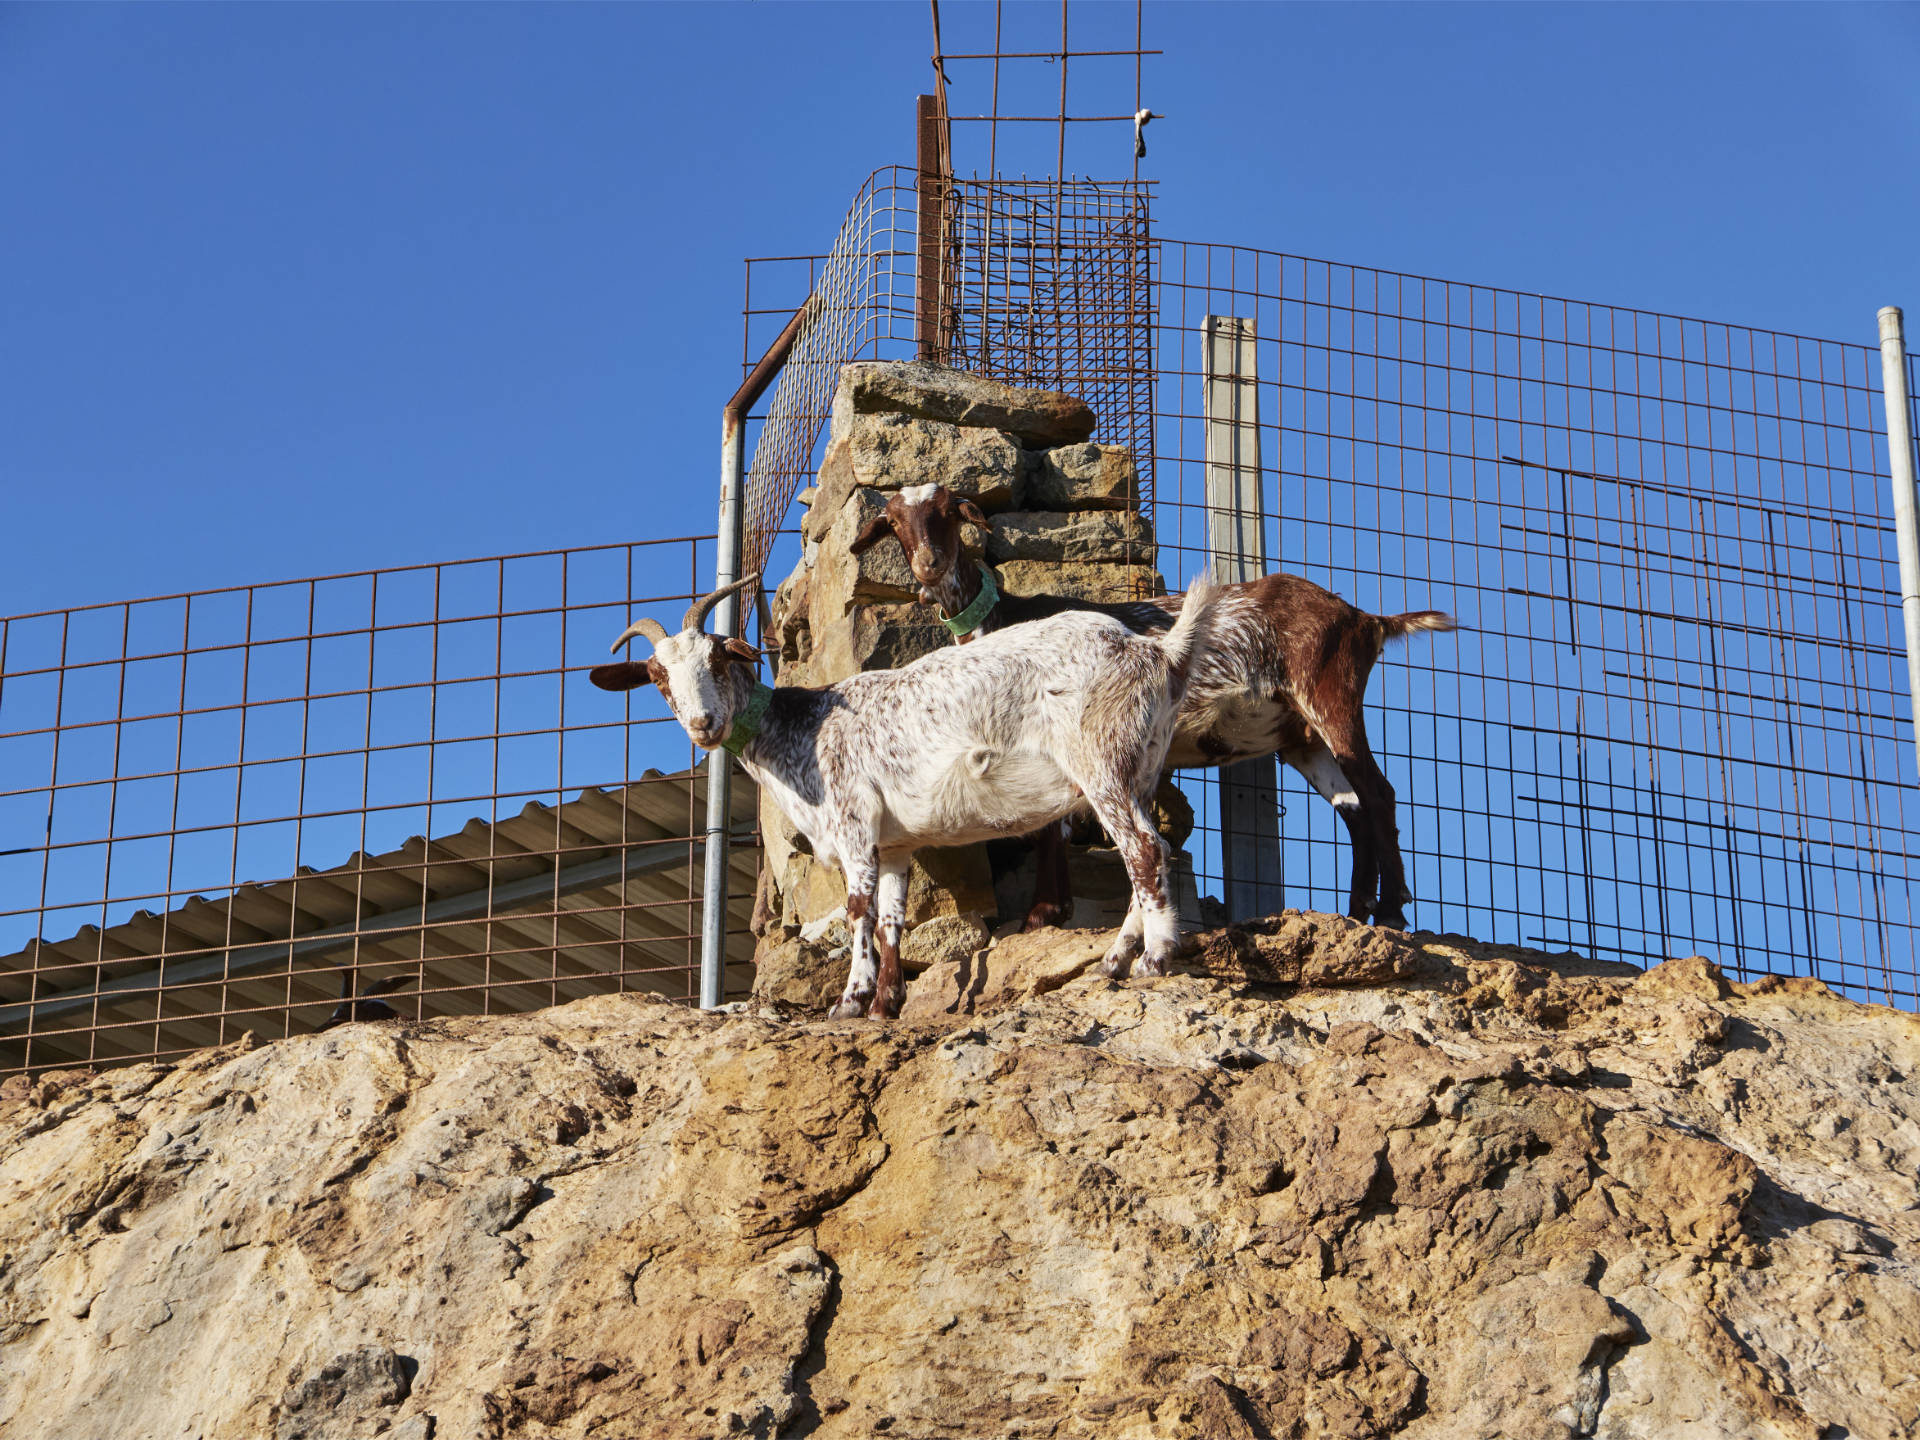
xmin=941 ymin=562 xmax=1000 ymax=639
xmin=720 ymin=681 xmax=775 ymax=756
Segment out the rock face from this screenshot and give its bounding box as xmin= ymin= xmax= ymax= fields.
xmin=756 ymin=362 xmax=1171 ymax=1000
xmin=3 ymin=916 xmax=1916 ymax=1440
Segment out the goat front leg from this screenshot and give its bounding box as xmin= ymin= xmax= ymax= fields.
xmin=1020 ymin=819 xmax=1074 ymax=932
xmin=868 ymin=859 xmax=910 ymax=1019
xmin=828 ymin=849 xmax=881 ymax=1020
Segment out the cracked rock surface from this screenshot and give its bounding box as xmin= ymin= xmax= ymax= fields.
xmin=1 ymin=913 xmax=1916 ymax=1439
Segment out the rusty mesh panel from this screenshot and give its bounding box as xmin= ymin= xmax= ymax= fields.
xmin=0 ymin=538 xmax=760 ymax=1076
xmin=738 ymin=170 xmax=1160 ymax=593
xmin=738 ymin=169 xmax=919 ymax=583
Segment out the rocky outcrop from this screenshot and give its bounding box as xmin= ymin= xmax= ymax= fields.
xmin=756 ymin=363 xmax=1180 ymax=1003
xmin=3 ymin=916 xmax=1916 ymax=1440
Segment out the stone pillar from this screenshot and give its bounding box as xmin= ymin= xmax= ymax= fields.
xmin=751 ymin=361 xmax=1191 ymax=1011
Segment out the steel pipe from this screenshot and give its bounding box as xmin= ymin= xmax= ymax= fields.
xmin=699 ymin=297 xmax=814 ymax=1008
xmin=1878 ymin=306 xmax=1920 ymax=780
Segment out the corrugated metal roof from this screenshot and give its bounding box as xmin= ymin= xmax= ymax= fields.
xmin=0 ymin=765 xmax=759 ymax=1072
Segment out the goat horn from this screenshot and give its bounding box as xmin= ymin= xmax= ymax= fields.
xmin=682 ymin=573 xmax=761 ymax=633
xmin=609 ymin=616 xmax=671 ymax=654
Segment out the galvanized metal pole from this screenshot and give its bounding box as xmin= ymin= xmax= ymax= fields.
xmin=1877 ymin=306 xmax=1920 ymax=781
xmin=699 ymin=296 xmax=814 ymax=1008
xmin=700 ymin=412 xmax=746 ymax=1009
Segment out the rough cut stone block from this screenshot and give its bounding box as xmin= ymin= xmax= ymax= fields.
xmin=807 ymin=601 xmax=950 ymax=681
xmin=750 ymin=930 xmax=849 ymax=1012
xmin=846 ymin=413 xmax=1024 ymax=512
xmin=1028 ymin=442 xmax=1139 ymax=511
xmin=995 ymin=559 xmax=1164 ymax=604
xmin=770 ymin=562 xmax=811 ymax=667
xmin=901 ymin=928 xmax=1110 ymax=1019
xmin=766 ymin=843 xmax=997 ymax=937
xmin=900 ymin=914 xmax=990 ymax=973
xmin=984 ymin=510 xmax=1154 ymax=565
xmin=814 ymin=490 xmax=919 ymax=606
xmin=802 ymin=437 xmax=858 ymax=543
xmin=833 ymin=360 xmax=1096 ymax=448
xmin=906 ymin=845 xmax=996 ymax=925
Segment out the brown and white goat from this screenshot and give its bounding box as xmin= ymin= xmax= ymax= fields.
xmin=851 ymin=483 xmax=1456 ymax=931
xmin=589 ymin=572 xmax=1219 ymax=1018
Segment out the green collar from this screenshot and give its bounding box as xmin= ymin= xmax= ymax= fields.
xmin=941 ymin=562 xmax=1000 ymax=639
xmin=721 ymin=682 xmax=775 ymax=756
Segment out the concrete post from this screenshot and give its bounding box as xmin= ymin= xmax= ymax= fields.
xmin=1203 ymin=315 xmax=1285 ymax=920
xmin=1878 ymin=306 xmax=1920 ymax=781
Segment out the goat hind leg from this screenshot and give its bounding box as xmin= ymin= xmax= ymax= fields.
xmin=1284 ymin=740 xmax=1377 ymax=922
xmin=1316 ymin=723 xmax=1411 ymax=930
xmin=1087 ymin=787 xmax=1176 ymax=979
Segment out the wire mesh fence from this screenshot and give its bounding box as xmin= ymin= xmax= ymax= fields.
xmin=738 ymin=168 xmax=921 ymax=584
xmin=1152 ymin=242 xmax=1919 ymax=1007
xmin=10 ymin=164 xmax=1919 ymax=1081
xmin=738 ymin=175 xmax=1920 ymax=1012
xmin=0 ymin=537 xmax=759 ymax=1076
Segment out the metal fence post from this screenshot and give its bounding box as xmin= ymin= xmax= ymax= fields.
xmin=702 ymin=299 xmax=815 ymax=1009
xmin=1877 ymin=306 xmax=1920 ymax=781
xmin=916 ymin=93 xmax=947 ymax=362
xmin=700 ymin=414 xmax=747 ymax=1010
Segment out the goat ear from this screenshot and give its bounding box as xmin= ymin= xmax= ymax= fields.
xmin=724 ymin=637 xmax=762 ymax=667
xmin=957 ymin=499 xmax=989 ymax=528
xmin=589 ymin=661 xmax=653 ymax=692
xmin=849 ymin=514 xmax=897 ymax=555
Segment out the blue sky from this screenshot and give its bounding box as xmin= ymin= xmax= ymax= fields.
xmin=4 ymin=1 xmax=1917 ymax=619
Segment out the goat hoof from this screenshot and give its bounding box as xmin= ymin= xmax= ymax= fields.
xmin=867 ymin=987 xmax=904 ymax=1021
xmin=1133 ymin=955 xmax=1169 ymax=979
xmin=1371 ymin=909 xmax=1408 ymax=931
xmin=828 ymin=993 xmax=871 ymax=1020
xmin=1020 ymin=903 xmax=1068 ymax=933
xmin=1097 ymin=954 xmax=1130 ymax=981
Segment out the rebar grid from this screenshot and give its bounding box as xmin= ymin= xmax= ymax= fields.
xmin=1154 ymin=242 xmax=1919 ymax=1008
xmin=937 ymin=175 xmax=1156 ymax=522
xmin=927 ymin=0 xmax=1158 ymax=186
xmin=0 ymin=538 xmax=760 ymax=1076
xmin=740 ymin=168 xmax=1158 ymax=586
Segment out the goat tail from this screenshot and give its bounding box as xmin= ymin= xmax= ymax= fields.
xmin=1378 ymin=609 xmax=1459 ymax=644
xmin=1156 ymin=574 xmax=1221 ymax=694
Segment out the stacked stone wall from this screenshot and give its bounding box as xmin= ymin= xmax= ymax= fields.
xmin=751 ymin=361 xmax=1191 ymax=1009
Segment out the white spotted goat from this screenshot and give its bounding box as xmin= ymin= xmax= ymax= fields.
xmin=590 ymin=573 xmax=1218 ymax=1018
